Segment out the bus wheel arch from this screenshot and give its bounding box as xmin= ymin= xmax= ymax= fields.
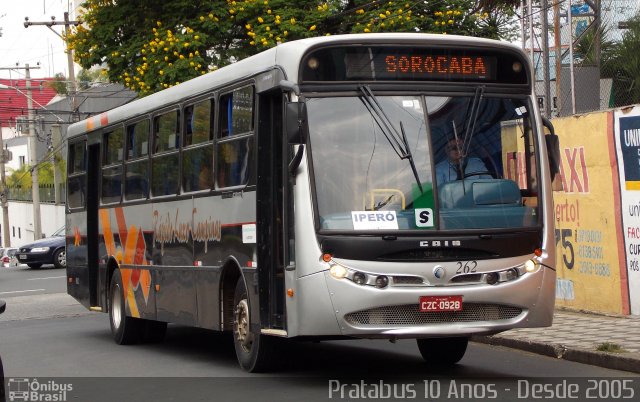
xmin=232 ymin=276 xmax=279 ymax=372
xmin=105 ymin=257 xmax=120 ymax=314
xmin=109 ymin=268 xmax=144 ymax=344
xmin=219 ymin=260 xmax=242 ymax=332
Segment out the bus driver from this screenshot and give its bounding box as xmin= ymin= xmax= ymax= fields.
xmin=435 ymin=138 xmax=491 ymax=185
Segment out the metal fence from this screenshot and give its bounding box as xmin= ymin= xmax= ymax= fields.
xmin=7 ymin=183 xmax=66 ymax=204
xmin=525 ymin=0 xmax=640 ymax=117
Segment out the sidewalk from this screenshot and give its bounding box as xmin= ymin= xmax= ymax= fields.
xmin=473 ymin=308 xmax=640 ymax=373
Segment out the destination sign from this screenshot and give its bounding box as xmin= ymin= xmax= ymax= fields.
xmin=300 ymin=45 xmax=526 ymax=84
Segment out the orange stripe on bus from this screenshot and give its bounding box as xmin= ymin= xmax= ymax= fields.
xmin=134 ymin=229 xmax=146 ymax=265
xmin=127 ymin=285 xmax=140 ymax=318
xmin=140 ymin=270 xmax=151 ymax=302
xmin=115 ymin=207 xmax=128 ymax=248
xmin=123 ymin=225 xmax=138 ymax=265
xmin=121 ymin=268 xmax=132 ymax=298
xmin=99 ymin=209 xmax=116 ymax=257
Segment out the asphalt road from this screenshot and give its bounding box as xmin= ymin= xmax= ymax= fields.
xmin=0 ymin=269 xmax=638 ymax=402
xmin=0 ymin=263 xmax=67 ymax=297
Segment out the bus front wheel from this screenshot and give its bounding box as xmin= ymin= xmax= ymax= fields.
xmin=416 ymin=337 xmax=469 ymax=365
xmin=109 ymin=269 xmax=144 ymax=345
xmin=233 ymin=278 xmax=278 ymax=372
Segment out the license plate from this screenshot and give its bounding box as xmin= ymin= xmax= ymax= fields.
xmin=19 ymin=254 xmax=26 ymax=260
xmin=419 ymin=296 xmax=463 ymax=312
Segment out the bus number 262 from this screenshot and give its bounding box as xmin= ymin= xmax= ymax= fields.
xmin=456 ymin=261 xmax=477 ymax=274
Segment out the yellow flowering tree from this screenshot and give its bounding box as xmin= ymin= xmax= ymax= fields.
xmin=68 ymin=0 xmax=517 ymax=96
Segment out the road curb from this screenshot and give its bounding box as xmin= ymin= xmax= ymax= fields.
xmin=473 ymin=335 xmax=640 ymax=374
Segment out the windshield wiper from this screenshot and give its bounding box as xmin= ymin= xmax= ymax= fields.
xmin=461 ymin=86 xmax=485 ymax=157
xmin=358 ymin=85 xmax=423 ymax=194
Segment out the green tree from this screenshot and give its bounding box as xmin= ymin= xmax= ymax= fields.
xmin=68 ymin=0 xmax=519 ymax=96
xmin=607 ymin=14 xmax=640 ymax=107
xmin=7 ymin=159 xmax=63 ymax=189
xmin=77 ymin=68 xmax=110 ymax=90
xmin=46 ymin=73 xmax=68 ymax=95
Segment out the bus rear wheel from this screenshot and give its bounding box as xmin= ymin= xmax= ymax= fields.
xmin=416 ymin=337 xmax=469 ymax=366
xmin=232 ymin=278 xmax=278 ymax=372
xmin=109 ymin=269 xmax=144 ymax=345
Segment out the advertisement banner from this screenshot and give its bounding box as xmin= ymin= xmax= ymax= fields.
xmin=614 ymin=107 xmax=640 ymax=315
xmin=552 ymin=112 xmax=627 ymax=314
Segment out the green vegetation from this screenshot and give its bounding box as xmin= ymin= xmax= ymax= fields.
xmin=595 ymin=342 xmax=626 ymax=353
xmin=67 ymin=0 xmax=518 ymax=96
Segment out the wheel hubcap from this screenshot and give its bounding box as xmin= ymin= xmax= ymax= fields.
xmin=58 ymin=251 xmax=66 ymax=267
xmin=111 ymin=283 xmax=122 ymax=329
xmin=234 ymin=299 xmax=252 ymax=352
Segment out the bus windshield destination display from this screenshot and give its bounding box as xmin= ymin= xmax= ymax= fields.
xmin=301 ymin=45 xmax=527 ymax=84
xmin=383 ymin=54 xmax=492 ymax=80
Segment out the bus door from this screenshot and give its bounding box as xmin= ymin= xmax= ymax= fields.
xmin=67 ymin=139 xmax=100 ymax=309
xmin=256 ymin=90 xmax=287 ymax=330
xmin=86 ymin=142 xmax=100 ymax=307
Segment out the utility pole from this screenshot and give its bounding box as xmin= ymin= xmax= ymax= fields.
xmin=25 ymin=64 xmax=42 ymax=240
xmin=554 ymin=0 xmax=562 ymax=116
xmin=541 ymin=0 xmax=552 ymax=118
xmin=24 ymin=12 xmax=80 ymax=118
xmin=51 ymin=124 xmax=62 ymax=205
xmin=0 ymin=131 xmax=10 ymax=247
xmin=0 ymin=65 xmax=43 ymax=240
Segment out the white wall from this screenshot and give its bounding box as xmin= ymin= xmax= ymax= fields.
xmin=4 ymin=143 xmax=28 ymax=172
xmin=5 ymin=202 xmax=65 ymax=247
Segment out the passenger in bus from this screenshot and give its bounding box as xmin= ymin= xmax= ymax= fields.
xmin=435 ymin=138 xmax=491 ymax=185
xmin=199 ymin=164 xmax=212 ymax=190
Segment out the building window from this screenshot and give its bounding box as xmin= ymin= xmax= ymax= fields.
xmin=19 ymin=155 xmax=25 ymax=167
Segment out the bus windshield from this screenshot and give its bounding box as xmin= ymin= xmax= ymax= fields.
xmin=307 ymin=94 xmax=539 ymax=231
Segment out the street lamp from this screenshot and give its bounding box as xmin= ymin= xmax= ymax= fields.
xmin=0 ymin=78 xmax=63 ymax=242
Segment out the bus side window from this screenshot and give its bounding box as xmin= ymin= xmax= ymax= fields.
xmin=67 ymin=140 xmax=87 ymax=208
xmin=151 ymin=109 xmax=180 ymax=196
xmin=124 ymin=120 xmax=150 ymax=201
xmin=182 ymin=99 xmax=214 ymax=192
xmin=216 ymin=86 xmax=254 ymax=188
xmin=101 ymin=127 xmax=124 ymax=204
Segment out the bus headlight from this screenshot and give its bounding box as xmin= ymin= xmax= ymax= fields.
xmin=505 ymin=268 xmax=519 ymax=281
xmin=329 ymin=264 xmax=348 ymax=279
xmin=485 ymin=272 xmax=499 ymax=285
xmin=353 ymin=272 xmax=367 ymax=285
xmin=375 ymin=275 xmax=389 ymax=288
xmin=524 ymin=259 xmax=539 ymax=273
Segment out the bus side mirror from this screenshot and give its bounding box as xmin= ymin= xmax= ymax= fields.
xmin=286 ymin=102 xmax=308 ymax=144
xmin=542 ymin=116 xmax=561 ymax=184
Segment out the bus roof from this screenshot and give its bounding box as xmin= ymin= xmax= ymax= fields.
xmin=66 ymin=33 xmax=524 ymax=140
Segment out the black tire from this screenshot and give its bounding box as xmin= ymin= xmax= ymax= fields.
xmin=53 ymin=248 xmax=66 ymax=269
xmin=27 ymin=263 xmax=42 ymax=269
xmin=141 ymin=319 xmax=167 ymax=343
xmin=233 ymin=278 xmax=278 ymax=372
xmin=109 ymin=269 xmax=144 ymax=345
xmin=417 ymin=337 xmax=469 ymax=366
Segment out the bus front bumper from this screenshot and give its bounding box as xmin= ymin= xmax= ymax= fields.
xmin=293 ymin=263 xmax=555 ymax=339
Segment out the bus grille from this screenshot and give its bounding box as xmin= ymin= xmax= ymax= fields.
xmin=344 ymin=303 xmax=522 ymax=326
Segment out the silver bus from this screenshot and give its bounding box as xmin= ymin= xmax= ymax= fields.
xmin=66 ymin=33 xmax=558 ymax=372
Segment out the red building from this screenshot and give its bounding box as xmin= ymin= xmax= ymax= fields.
xmin=0 ymin=78 xmax=58 ymax=134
